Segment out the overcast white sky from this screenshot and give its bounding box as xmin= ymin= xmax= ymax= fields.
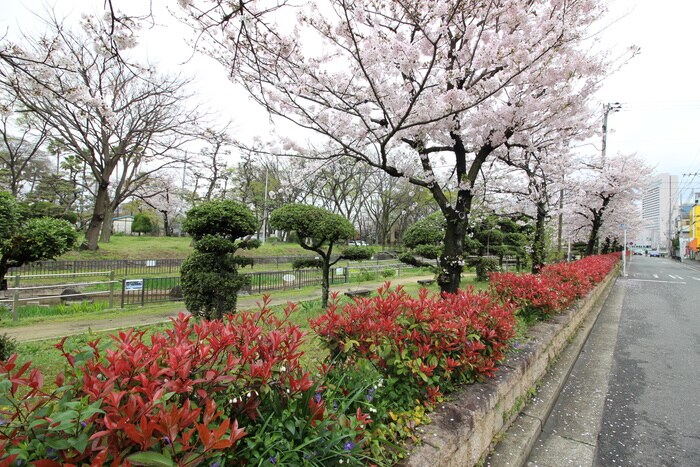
xmin=3 ymin=0 xmax=700 ymax=200
xmin=597 ymin=0 xmax=700 ymax=201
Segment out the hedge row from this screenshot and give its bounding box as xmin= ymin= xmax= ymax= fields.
xmin=0 ymin=254 xmax=619 ymax=466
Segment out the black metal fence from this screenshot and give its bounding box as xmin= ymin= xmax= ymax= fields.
xmin=9 ymin=256 xmax=339 ymax=278
xmin=9 ymin=259 xmax=184 ymax=278
xmin=119 ymin=267 xmax=350 ymax=307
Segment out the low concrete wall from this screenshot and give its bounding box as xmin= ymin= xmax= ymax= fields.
xmin=403 ymin=268 xmax=618 ymax=467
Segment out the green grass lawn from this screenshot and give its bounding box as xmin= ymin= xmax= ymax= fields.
xmin=57 ymin=236 xmax=395 ymax=261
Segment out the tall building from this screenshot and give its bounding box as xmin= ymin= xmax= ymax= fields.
xmin=640 ymin=173 xmax=678 ymax=254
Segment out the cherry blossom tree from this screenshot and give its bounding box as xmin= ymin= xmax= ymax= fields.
xmin=133 ymin=174 xmax=186 ymax=236
xmin=496 ymin=81 xmax=598 ymax=271
xmin=569 ymin=152 xmax=651 ymax=255
xmin=0 ymin=12 xmax=200 ymax=250
xmin=177 ymin=0 xmax=611 ymax=293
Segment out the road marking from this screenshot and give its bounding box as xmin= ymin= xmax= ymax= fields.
xmin=626 ymin=279 xmax=686 ymax=285
xmin=693 ymin=277 xmax=700 ymax=281
xmin=653 ymin=274 xmax=659 ymax=279
xmin=668 ymin=275 xmax=683 ymax=280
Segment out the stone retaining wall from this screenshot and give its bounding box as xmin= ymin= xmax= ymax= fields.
xmin=403 ymin=268 xmax=618 ymax=466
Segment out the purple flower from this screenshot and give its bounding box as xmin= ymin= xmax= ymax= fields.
xmin=269 ymin=456 xmax=277 ymax=464
xmin=210 ymin=463 xmax=221 ymax=467
xmin=163 ymin=436 xmax=171 ymax=446
xmin=366 ymin=387 xmax=376 ymax=402
xmin=314 ymin=392 xmax=322 ymax=404
xmin=343 ymin=441 xmax=355 ymax=451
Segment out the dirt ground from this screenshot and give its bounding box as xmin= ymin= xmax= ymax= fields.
xmin=3 ymin=275 xmax=435 ymax=342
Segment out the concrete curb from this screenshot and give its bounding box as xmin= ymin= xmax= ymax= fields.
xmin=402 ymin=268 xmax=619 ymax=467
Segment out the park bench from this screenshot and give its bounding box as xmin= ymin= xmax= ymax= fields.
xmin=344 ymin=289 xmax=372 ymax=298
xmin=417 ymin=279 xmax=435 ymax=286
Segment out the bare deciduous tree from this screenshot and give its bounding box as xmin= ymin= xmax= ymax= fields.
xmin=0 ymin=12 xmax=200 ymax=250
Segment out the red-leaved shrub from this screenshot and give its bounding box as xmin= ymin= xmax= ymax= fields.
xmin=489 ymin=253 xmax=619 ymax=320
xmin=311 ymin=284 xmax=516 ymax=405
xmin=0 ymin=299 xmax=336 ymax=466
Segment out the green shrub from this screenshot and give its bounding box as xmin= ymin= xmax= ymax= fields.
xmin=180 ymin=200 xmax=258 ymax=319
xmin=356 ymin=268 xmax=377 ymax=282
xmin=381 ymin=268 xmax=396 ymax=278
xmin=0 ymin=333 xmax=17 ymax=361
xmin=292 ymin=257 xmax=324 ymax=270
xmin=470 ymin=257 xmax=500 ymax=282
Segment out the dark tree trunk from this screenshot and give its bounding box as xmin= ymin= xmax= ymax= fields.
xmin=585 ymin=196 xmax=611 ymax=256
xmin=321 ymin=257 xmax=331 ymax=309
xmin=84 ymin=180 xmax=111 ymax=251
xmin=0 ymin=256 xmax=9 ymax=293
xmin=531 ymin=200 xmax=547 ymax=273
xmin=437 ymin=216 xmax=468 ymax=294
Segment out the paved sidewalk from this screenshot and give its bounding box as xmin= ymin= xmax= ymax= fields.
xmin=2 ymin=275 xmax=435 ymax=342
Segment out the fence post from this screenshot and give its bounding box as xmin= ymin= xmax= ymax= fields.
xmin=120 ymin=280 xmax=125 ymax=308
xmin=141 ymin=279 xmax=146 ymax=307
xmin=125 ymin=259 xmax=129 ymax=277
xmin=12 ymin=274 xmax=20 ymax=322
xmin=344 ymin=267 xmax=349 ymax=283
xmin=109 ymin=271 xmax=115 ymax=309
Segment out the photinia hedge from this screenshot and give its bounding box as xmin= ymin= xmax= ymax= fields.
xmin=1 ymin=254 xmax=618 ymax=465
xmin=489 ymin=253 xmax=619 ymax=321
xmin=311 ymin=284 xmax=516 ymax=406
xmin=0 ymin=300 xmax=370 ymax=466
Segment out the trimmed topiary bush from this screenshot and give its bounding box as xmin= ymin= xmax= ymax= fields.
xmin=180 ymin=200 xmax=258 ymax=319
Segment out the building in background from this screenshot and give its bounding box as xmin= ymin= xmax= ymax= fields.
xmin=688 ymin=201 xmax=700 ymax=259
xmin=640 ymin=173 xmax=678 ymax=255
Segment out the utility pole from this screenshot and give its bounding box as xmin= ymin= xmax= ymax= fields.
xmin=598 ymin=102 xmax=621 ymax=254
xmin=601 ymin=102 xmax=622 ymax=165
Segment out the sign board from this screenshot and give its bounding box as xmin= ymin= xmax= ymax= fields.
xmin=335 ymin=267 xmax=344 ymax=276
xmin=283 ymin=274 xmax=296 ymax=283
xmin=124 ymin=279 xmax=144 ymax=291
xmin=146 ymin=260 xmax=156 ymax=267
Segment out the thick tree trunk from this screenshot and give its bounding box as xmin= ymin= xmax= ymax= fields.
xmin=0 ymin=257 xmax=9 ymax=293
xmin=531 ymin=201 xmax=547 ymax=273
xmin=100 ymin=203 xmax=114 ymax=243
xmin=585 ymin=195 xmax=612 ymax=256
xmin=84 ymin=181 xmax=111 ymax=251
xmin=585 ymin=220 xmax=601 ymax=256
xmin=437 ymin=216 xmax=467 ymax=295
xmin=162 ymin=211 xmax=172 ymax=236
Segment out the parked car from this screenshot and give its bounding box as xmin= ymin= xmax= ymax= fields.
xmin=649 ymin=250 xmax=661 ymax=257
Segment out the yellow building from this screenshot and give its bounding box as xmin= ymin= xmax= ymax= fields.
xmin=689 ymin=204 xmax=700 ymax=254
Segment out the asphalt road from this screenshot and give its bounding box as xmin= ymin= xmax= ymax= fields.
xmin=527 ymin=256 xmax=700 ymax=467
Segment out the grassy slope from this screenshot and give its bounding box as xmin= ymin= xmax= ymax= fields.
xmin=57 ymin=236 xmax=318 ymax=260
